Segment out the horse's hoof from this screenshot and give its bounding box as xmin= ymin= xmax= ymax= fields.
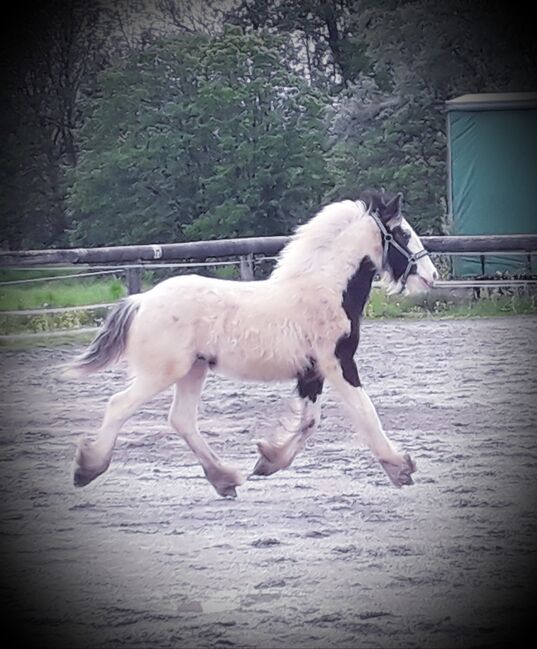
xmin=252 ymin=439 xmax=292 ymax=476
xmin=216 ymin=484 xmax=238 ymax=498
xmin=73 ymin=467 xmax=95 ymax=488
xmin=73 ymin=461 xmax=108 ymax=487
xmin=252 ymin=456 xmax=279 ymax=477
xmin=73 ymin=441 xmax=109 ymax=488
xmin=203 ymin=465 xmax=242 ymax=498
xmin=254 ymin=438 xmax=279 ymax=462
xmin=380 ymin=453 xmax=417 ymax=488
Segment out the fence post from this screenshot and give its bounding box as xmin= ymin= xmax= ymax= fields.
xmin=126 ymin=267 xmax=142 ymax=294
xmin=239 ymin=254 xmax=255 ymax=280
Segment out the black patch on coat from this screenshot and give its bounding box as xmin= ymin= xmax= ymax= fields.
xmin=297 ymin=358 xmax=324 ymax=403
xmin=335 ymin=256 xmax=376 ymax=387
xmin=385 ymin=224 xmax=417 ymax=283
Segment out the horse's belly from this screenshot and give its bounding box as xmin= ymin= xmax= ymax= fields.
xmin=204 ymin=317 xmax=311 ymax=383
xmin=212 ymin=352 xmax=301 ymax=383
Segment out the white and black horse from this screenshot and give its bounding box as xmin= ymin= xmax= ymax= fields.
xmin=67 ymin=190 xmax=438 ymax=497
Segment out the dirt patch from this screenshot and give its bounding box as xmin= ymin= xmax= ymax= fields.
xmin=1 ymin=316 xmax=537 ymax=648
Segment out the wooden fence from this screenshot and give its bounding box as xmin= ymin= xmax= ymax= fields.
xmin=0 ymin=234 xmax=537 ymax=293
xmin=1 ymin=233 xmax=536 ymax=340
xmin=1 ymin=233 xmax=537 ymax=294
xmin=2 ymin=233 xmax=537 ymax=266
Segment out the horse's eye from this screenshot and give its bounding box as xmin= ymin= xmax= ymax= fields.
xmin=402 ymin=231 xmax=411 ymax=243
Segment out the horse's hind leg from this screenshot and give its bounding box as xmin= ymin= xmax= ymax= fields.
xmin=252 ymin=395 xmax=322 ymax=477
xmin=73 ymin=377 xmax=167 ymax=487
xmin=168 ymin=361 xmax=243 ymax=498
xmin=253 ymin=369 xmax=324 ymax=477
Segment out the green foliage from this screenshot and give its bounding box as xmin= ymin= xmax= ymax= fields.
xmin=0 ymin=278 xmax=126 ymax=311
xmin=226 ymin=0 xmax=371 ymax=88
xmin=365 ymin=287 xmax=537 ymax=319
xmin=68 ymin=28 xmax=334 ymax=246
xmin=2 ymin=279 xmax=535 ymax=338
xmin=327 ymin=88 xmax=447 ymax=234
xmin=0 ymin=309 xmax=95 ymax=336
xmin=325 ymin=0 xmax=536 ymax=235
xmin=4 ymin=1 xmax=536 ymax=252
xmin=212 ymin=265 xmax=240 ymax=280
xmin=1 ymin=0 xmax=104 ymax=249
xmin=0 ymin=109 xmax=69 ymax=249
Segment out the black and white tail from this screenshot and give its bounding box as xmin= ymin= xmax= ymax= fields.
xmin=66 ymin=297 xmax=140 ymax=377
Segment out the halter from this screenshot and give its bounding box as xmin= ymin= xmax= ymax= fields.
xmin=367 ymin=208 xmax=430 ymax=288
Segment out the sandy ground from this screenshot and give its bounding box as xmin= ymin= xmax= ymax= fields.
xmin=1 ymin=316 xmax=537 ymax=648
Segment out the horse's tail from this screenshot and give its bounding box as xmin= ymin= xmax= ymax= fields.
xmin=64 ymin=297 xmax=140 ymax=377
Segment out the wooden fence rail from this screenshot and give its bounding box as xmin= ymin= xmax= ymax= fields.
xmin=1 ymin=234 xmax=536 ymax=340
xmin=1 ymin=234 xmax=537 ymax=267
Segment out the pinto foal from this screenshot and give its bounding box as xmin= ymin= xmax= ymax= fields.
xmin=68 ymin=190 xmax=438 ymax=497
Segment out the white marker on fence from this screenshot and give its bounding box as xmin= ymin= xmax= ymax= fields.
xmin=151 ymin=245 xmax=163 ymax=260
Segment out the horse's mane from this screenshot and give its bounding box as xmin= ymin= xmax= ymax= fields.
xmin=270 ymin=199 xmax=373 ymax=284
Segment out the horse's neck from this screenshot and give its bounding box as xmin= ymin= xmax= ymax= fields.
xmin=271 ymin=217 xmax=379 ymax=291
xmin=312 ymin=221 xmax=379 ymax=294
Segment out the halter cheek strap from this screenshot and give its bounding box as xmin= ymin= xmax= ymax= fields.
xmin=367 ymin=208 xmax=430 ymax=288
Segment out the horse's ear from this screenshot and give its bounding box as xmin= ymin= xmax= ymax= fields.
xmin=380 ymin=192 xmax=403 ymax=224
xmin=359 ymin=188 xmax=384 ymax=215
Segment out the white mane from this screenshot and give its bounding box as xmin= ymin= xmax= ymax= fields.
xmin=270 ymin=199 xmax=381 ymax=289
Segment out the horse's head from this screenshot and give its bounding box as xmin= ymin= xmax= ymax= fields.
xmin=359 ymin=189 xmax=439 ymax=294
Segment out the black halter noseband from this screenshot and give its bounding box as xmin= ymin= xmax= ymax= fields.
xmin=367 ymin=208 xmax=430 ymax=288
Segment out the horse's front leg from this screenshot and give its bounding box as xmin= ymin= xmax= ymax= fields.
xmin=323 ymin=360 xmax=416 ymax=487
xmin=168 ymin=361 xmax=243 ymax=498
xmin=252 ymin=368 xmax=324 ymax=477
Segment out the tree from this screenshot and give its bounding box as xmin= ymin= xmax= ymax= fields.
xmin=68 ymin=28 xmax=334 ymax=246
xmin=326 ymin=0 xmax=537 ymax=234
xmin=154 ymin=0 xmax=224 ymax=36
xmin=226 ymin=0 xmax=370 ymax=89
xmin=327 ymin=83 xmax=447 ymax=234
xmin=1 ymin=0 xmax=106 ymax=249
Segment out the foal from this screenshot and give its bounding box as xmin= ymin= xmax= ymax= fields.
xmin=68 ymin=190 xmax=438 ymax=497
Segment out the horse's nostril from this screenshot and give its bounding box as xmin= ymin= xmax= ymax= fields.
xmin=432 ymin=271 xmax=439 ymax=281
